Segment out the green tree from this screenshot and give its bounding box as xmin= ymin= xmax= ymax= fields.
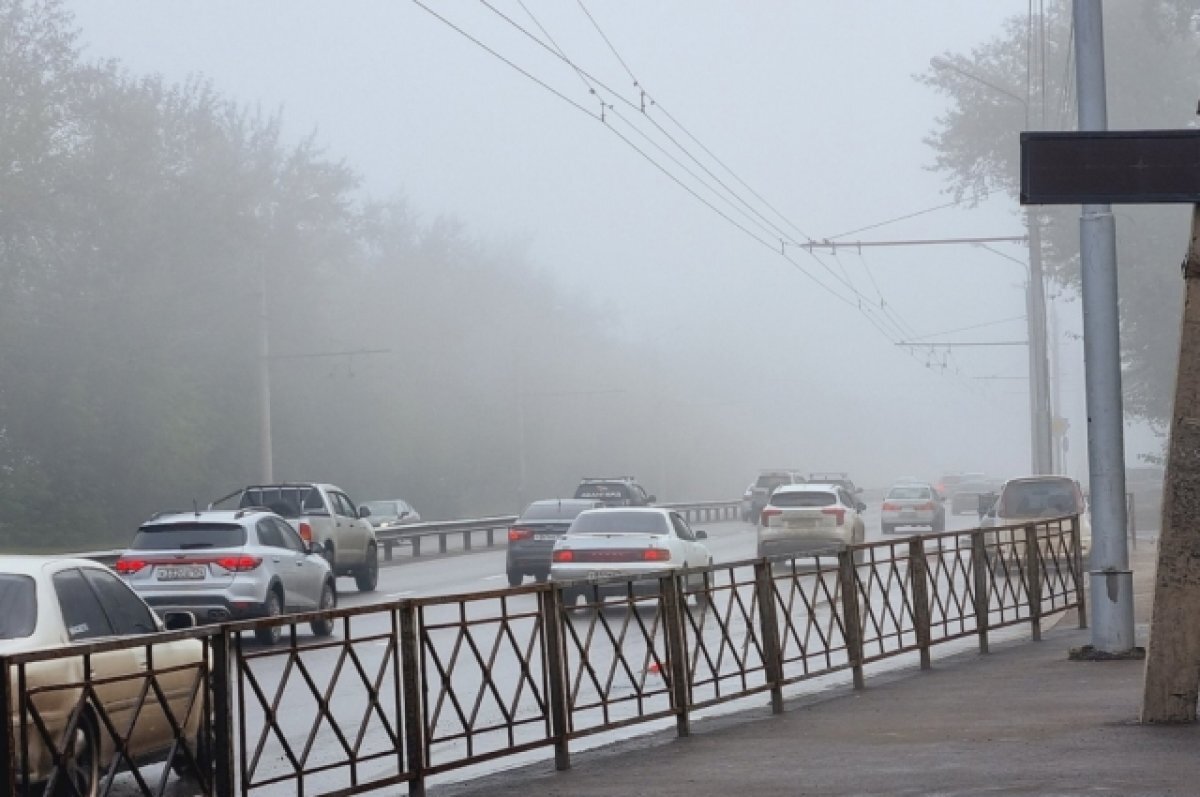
xmin=918 ymin=0 xmax=1200 ymax=428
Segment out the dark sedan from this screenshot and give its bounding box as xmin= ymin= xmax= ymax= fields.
xmin=506 ymin=499 xmax=604 ymax=586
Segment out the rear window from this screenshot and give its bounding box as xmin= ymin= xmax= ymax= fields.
xmin=0 ymin=575 xmax=36 ymax=640
xmin=570 ymin=511 xmax=668 ymax=534
xmin=887 ymin=486 xmax=931 ymax=500
xmin=771 ymin=491 xmax=836 ymax=508
xmin=521 ymin=502 xmax=597 ymax=521
xmin=1001 ymin=480 xmax=1080 ymax=516
xmin=239 ymin=487 xmax=325 ymax=517
xmin=755 ymin=475 xmax=792 ymax=490
xmin=574 ymin=483 xmax=629 ymax=502
xmin=131 ymin=523 xmax=246 ymax=551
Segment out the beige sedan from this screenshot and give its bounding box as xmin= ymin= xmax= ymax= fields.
xmin=1 ymin=556 xmax=207 ymax=794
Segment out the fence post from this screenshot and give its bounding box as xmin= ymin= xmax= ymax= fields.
xmin=412 ymin=536 xmax=422 ymax=558
xmin=660 ymin=574 xmax=691 ymax=737
xmin=487 ymin=527 xmax=495 ymax=547
xmin=383 ymin=540 xmax=393 ymax=562
xmin=908 ymin=539 xmax=933 ymax=671
xmin=210 ymin=630 xmax=236 ymax=797
xmin=1025 ymin=524 xmax=1042 ymax=642
xmin=399 ymin=602 xmax=426 ymax=797
xmin=1071 ymin=515 xmax=1089 ymax=629
xmin=539 ymin=587 xmax=571 ymax=770
xmin=971 ymin=533 xmax=991 ymax=654
xmin=438 ymin=533 xmax=447 ymax=555
xmin=837 ymin=549 xmax=865 ymax=690
xmin=1 ymin=658 xmax=13 ymax=797
xmin=753 ymin=560 xmax=785 ymax=714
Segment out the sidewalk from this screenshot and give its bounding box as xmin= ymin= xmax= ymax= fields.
xmin=439 ymin=541 xmax=1200 ymax=796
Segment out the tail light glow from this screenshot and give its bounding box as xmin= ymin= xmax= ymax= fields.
xmin=552 ymin=549 xmax=575 ymax=563
xmin=761 ymin=508 xmax=783 ymax=524
xmin=115 ymin=558 xmax=147 ymax=575
xmin=216 ymin=556 xmax=262 ymax=572
xmin=916 ymin=502 xmax=935 ymax=511
xmin=642 ymin=548 xmax=671 ymax=562
xmin=881 ymin=502 xmax=900 ymax=511
xmin=821 ymin=507 xmax=846 ymax=525
xmin=297 ymin=522 xmax=313 ymax=542
xmin=508 ymin=526 xmax=533 ymax=542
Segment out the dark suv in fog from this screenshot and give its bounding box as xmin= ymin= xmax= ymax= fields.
xmin=572 ymin=477 xmax=656 ymax=507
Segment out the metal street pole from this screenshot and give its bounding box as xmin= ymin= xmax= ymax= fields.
xmin=1027 ymin=210 xmax=1054 ymax=474
xmin=1074 ymin=0 xmax=1134 ymax=654
xmin=257 ymin=261 xmax=274 ymax=483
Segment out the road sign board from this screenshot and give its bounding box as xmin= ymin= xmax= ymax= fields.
xmin=1021 ymin=130 xmax=1200 ymax=204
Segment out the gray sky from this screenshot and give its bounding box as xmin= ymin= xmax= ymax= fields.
xmin=65 ymin=1 xmax=1144 ymax=487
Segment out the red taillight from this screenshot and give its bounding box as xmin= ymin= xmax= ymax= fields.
xmin=216 ymin=555 xmax=262 ymax=572
xmin=508 ymin=526 xmax=533 ymax=542
xmin=916 ymin=502 xmax=935 ymax=511
xmin=297 ymin=522 xmax=313 ymax=542
xmin=115 ymin=558 xmax=147 ymax=575
xmin=881 ymin=502 xmax=900 ymax=511
xmin=761 ymin=508 xmax=783 ymax=524
xmin=642 ymin=548 xmax=671 ymax=562
xmin=552 ymin=549 xmax=575 ymax=563
xmin=821 ymin=507 xmax=846 ymax=525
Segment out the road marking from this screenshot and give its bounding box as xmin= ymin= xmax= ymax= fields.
xmin=481 ymin=574 xmax=506 ymax=581
xmin=387 ymin=591 xmax=414 ymax=598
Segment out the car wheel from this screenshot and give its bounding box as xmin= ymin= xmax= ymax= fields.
xmin=354 ymin=544 xmax=379 ymax=592
xmin=171 ymin=725 xmax=213 ymax=782
xmin=310 ymin=581 xmax=337 ymax=637
xmin=51 ymin=711 xmax=99 ymax=797
xmin=254 ymin=590 xmax=282 ymax=646
xmin=507 ymin=570 xmax=523 ymax=587
xmin=534 ymin=571 xmax=549 ymax=583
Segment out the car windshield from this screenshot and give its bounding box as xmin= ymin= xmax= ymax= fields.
xmin=570 ymin=511 xmax=668 ymax=534
xmin=363 ymin=501 xmax=402 ymax=517
xmin=131 ymin=523 xmax=246 ymax=550
xmin=888 ymin=486 xmax=931 ymax=500
xmin=521 ymin=501 xmax=596 ymax=521
xmin=771 ymin=491 xmax=836 ymax=508
xmin=1002 ymin=480 xmax=1080 ymax=516
xmin=755 ymin=474 xmax=792 ymax=490
xmin=0 ymin=575 xmax=37 ymax=640
xmin=239 ymin=486 xmax=323 ymax=517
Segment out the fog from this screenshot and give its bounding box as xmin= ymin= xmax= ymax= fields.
xmin=1 ymin=1 xmax=1180 ymax=548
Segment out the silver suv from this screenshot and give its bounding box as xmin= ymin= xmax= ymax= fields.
xmin=115 ymin=508 xmax=337 ymax=644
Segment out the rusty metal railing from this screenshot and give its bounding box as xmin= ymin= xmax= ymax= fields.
xmin=3 ymin=515 xmax=1084 ymax=797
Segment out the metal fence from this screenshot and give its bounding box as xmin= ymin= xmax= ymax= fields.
xmin=2 ymin=516 xmax=1085 ymax=797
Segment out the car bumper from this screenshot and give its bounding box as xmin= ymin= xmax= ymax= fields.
xmin=882 ymin=511 xmax=936 ymax=526
xmin=508 ymin=543 xmax=555 ymax=573
xmin=142 ymin=594 xmax=272 ymax=624
xmin=758 ymin=535 xmax=848 ymax=558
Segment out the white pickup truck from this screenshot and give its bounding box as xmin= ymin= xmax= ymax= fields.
xmin=213 ymin=483 xmax=379 ymax=592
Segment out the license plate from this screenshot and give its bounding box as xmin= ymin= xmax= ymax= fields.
xmin=901 ymin=510 xmax=916 ymax=517
xmin=534 ymin=534 xmax=557 ymax=541
xmin=156 ymin=565 xmax=206 ymax=581
xmin=787 ymin=519 xmax=816 ymax=529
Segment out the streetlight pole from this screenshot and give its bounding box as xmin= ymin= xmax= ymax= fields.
xmin=257 ymin=258 xmax=274 ymax=483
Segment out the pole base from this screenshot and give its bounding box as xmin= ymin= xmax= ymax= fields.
xmin=1069 ymin=644 xmax=1145 ymax=661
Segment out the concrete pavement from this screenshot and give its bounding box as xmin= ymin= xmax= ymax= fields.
xmin=437 ymin=539 xmax=1200 ymax=796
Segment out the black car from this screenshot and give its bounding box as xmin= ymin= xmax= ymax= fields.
xmin=506 ymin=499 xmax=604 ymax=585
xmin=572 ymin=477 xmax=656 ymax=507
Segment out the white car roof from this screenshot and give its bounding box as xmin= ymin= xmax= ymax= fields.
xmin=0 ymin=556 xmax=107 ymax=577
xmin=774 ymin=483 xmax=840 ymax=494
xmin=578 ymin=506 xmax=672 ymax=517
xmin=143 ymin=508 xmax=267 ymax=527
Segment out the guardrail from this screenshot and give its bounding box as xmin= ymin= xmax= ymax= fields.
xmin=3 ymin=516 xmax=1084 ymax=797
xmin=69 ymin=501 xmax=743 ymax=567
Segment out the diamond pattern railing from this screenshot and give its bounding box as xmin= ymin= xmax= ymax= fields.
xmin=559 ymin=577 xmax=674 ymax=739
xmin=1 ymin=516 xmax=1085 ymax=797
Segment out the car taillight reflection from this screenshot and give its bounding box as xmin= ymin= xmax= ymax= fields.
xmin=552 ymin=549 xmax=575 ymax=562
xmin=881 ymin=502 xmax=900 ymax=511
xmin=642 ymin=548 xmax=671 ymax=562
xmin=115 ymin=558 xmax=147 ymax=574
xmin=508 ymin=526 xmax=533 ymax=542
xmin=761 ymin=507 xmax=783 ymax=524
xmin=216 ymin=556 xmax=262 ymax=572
xmin=821 ymin=507 xmax=846 ymax=525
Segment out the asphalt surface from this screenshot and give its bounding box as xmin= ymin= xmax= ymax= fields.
xmin=421 ymin=538 xmax=1200 ymax=797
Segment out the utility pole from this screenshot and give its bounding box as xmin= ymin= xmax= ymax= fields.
xmin=1073 ymin=0 xmax=1135 ymax=655
xmin=257 ymin=263 xmax=273 ymax=483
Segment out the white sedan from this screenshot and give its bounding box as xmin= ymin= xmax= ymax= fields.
xmin=550 ymin=508 xmax=712 ymax=603
xmin=1 ymin=556 xmax=206 ymax=794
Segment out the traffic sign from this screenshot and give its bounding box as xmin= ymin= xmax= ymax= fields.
xmin=1021 ymin=130 xmax=1200 ymax=204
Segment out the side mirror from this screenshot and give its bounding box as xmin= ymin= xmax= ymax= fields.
xmin=647 ymin=495 xmax=657 ymax=504
xmin=856 ymin=502 xmax=867 ymax=512
xmin=358 ymin=506 xmax=372 ymax=519
xmin=399 ymin=510 xmax=410 ymax=519
xmin=695 ymin=530 xmax=708 ymax=540
xmin=161 ymin=611 xmax=197 ymax=632
xmin=854 ymin=487 xmax=864 ymax=494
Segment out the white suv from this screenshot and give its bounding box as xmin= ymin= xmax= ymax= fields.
xmin=757 ymin=483 xmax=866 ymax=560
xmin=116 ymin=508 xmax=337 ymax=644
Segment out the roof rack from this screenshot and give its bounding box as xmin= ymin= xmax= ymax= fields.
xmin=580 ymin=476 xmax=637 ymax=482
